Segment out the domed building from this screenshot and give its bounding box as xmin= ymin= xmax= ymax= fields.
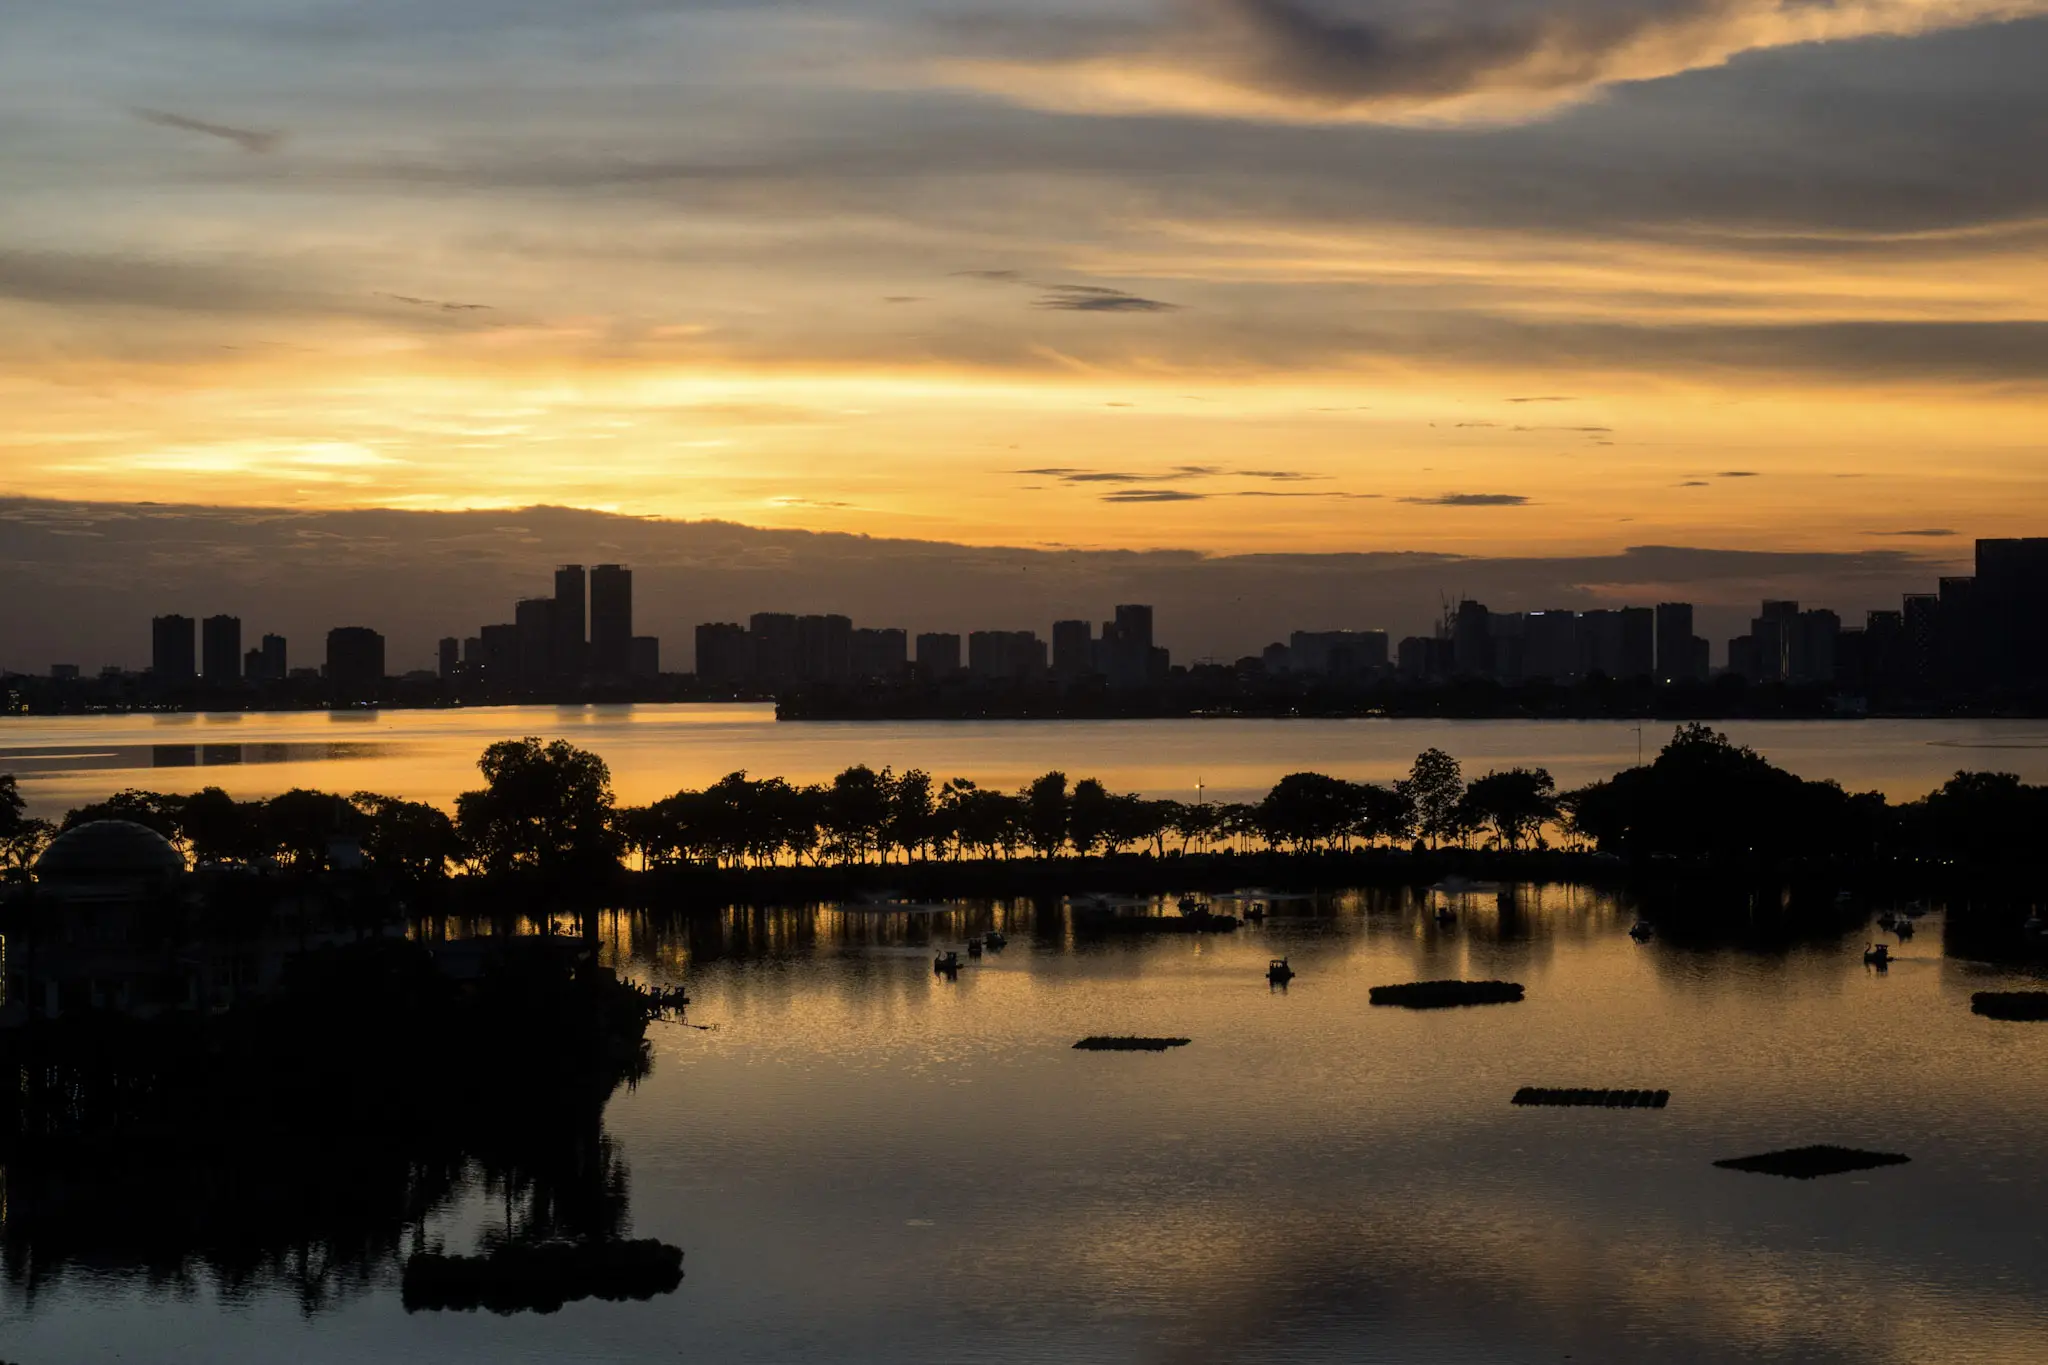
xmin=33 ymin=819 xmax=187 ymax=894
xmin=3 ymin=820 xmax=192 ymax=1023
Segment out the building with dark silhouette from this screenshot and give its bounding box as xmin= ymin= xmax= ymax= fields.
xmin=551 ymin=564 xmax=587 ymax=678
xmin=479 ymin=623 xmax=519 ymax=682
xmin=749 ymin=612 xmax=798 ymax=687
xmin=514 ymin=598 xmax=554 ymax=682
xmin=200 ymin=614 xmax=241 ymax=683
xmin=916 ymin=632 xmax=961 ymax=676
xmin=968 ymin=630 xmax=1045 ymax=680
xmin=630 ymin=635 xmax=660 ymax=679
xmin=1974 ymin=537 xmax=2048 ymax=691
xmin=1052 ymin=619 xmax=1094 ymax=680
xmin=325 ymin=627 xmax=385 ymax=699
xmin=1287 ymin=630 xmax=1389 ymax=678
xmin=695 ymin=622 xmax=750 ymax=685
xmin=151 ymin=615 xmax=196 ymax=682
xmin=850 ymin=627 xmax=907 ymax=680
xmin=589 ymin=564 xmax=632 ymax=677
xmin=1656 ymin=603 xmax=1709 ymax=683
xmin=795 ymin=614 xmax=852 ymax=683
xmin=437 ymin=637 xmax=459 ymax=679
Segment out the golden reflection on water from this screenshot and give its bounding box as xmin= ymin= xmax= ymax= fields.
xmin=577 ymin=888 xmax=2048 ymax=1364
xmin=9 ymin=708 xmax=2048 ymax=816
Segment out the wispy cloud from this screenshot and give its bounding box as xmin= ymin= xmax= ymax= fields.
xmin=1718 ymin=470 xmax=1762 ymax=478
xmin=1399 ymin=492 xmax=1530 ymax=506
xmin=378 ymin=292 xmax=492 ymax=313
xmin=1034 ymin=284 xmax=1179 ymax=313
xmin=132 ymin=107 xmax=280 ymax=154
xmin=1866 ymin=527 xmax=1958 ymax=537
xmin=1102 ymin=488 xmax=1206 ymax=502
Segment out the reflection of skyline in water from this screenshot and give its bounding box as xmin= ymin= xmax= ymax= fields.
xmin=8 ymin=890 xmax=2048 ymax=1362
xmin=10 ymin=708 xmax=2048 ymax=820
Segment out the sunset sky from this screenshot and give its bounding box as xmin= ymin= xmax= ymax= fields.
xmin=3 ymin=1 xmax=2045 ymax=561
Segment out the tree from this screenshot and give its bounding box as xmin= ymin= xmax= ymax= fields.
xmin=821 ymin=765 xmax=891 ymax=864
xmin=1459 ymin=768 xmax=1558 ymax=850
xmin=886 ymin=769 xmax=936 ymax=862
xmin=455 ymin=738 xmax=621 ymax=878
xmin=60 ymin=788 xmax=185 ymax=842
xmin=0 ymin=776 xmax=53 ymax=876
xmin=1021 ymin=771 xmax=1069 ymax=859
xmin=265 ymin=788 xmax=365 ymax=871
xmin=1352 ymin=782 xmax=1416 ymax=847
xmin=1067 ymin=778 xmax=1113 ymax=856
xmin=178 ymin=786 xmax=265 ymax=865
xmin=352 ymin=792 xmax=461 ymax=880
xmin=1257 ymin=772 xmax=1358 ymax=851
xmin=0 ymin=773 xmax=23 ymax=834
xmin=1400 ymin=749 xmax=1465 ymax=848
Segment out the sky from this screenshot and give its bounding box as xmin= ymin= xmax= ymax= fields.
xmin=2 ymin=1 xmax=2045 ymax=570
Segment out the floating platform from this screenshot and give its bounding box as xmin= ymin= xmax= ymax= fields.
xmin=1512 ymin=1088 xmax=1669 ymax=1108
xmin=1368 ymin=980 xmax=1525 ymax=1009
xmin=1713 ymin=1145 xmax=1911 ymax=1180
xmin=402 ymin=1238 xmax=685 ymax=1314
xmin=1972 ymin=991 xmax=2048 ymax=1021
xmin=1072 ymin=1036 xmax=1191 ymax=1051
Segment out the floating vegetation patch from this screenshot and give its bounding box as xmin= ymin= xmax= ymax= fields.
xmin=1073 ymin=1036 xmax=1191 ymax=1051
xmin=1713 ymin=1145 xmax=1911 ymax=1180
xmin=402 ymin=1239 xmax=685 ymax=1314
xmin=1513 ymin=1088 xmax=1670 ymax=1108
xmin=1368 ymin=980 xmax=1525 ymax=1009
xmin=1972 ymin=991 xmax=2048 ymax=1021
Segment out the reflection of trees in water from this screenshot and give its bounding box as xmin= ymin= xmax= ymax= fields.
xmin=0 ymin=940 xmax=651 ymax=1314
xmin=2 ymin=1067 xmax=639 ymax=1315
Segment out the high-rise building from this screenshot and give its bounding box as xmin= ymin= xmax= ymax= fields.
xmin=1052 ymin=619 xmax=1094 ymax=680
xmin=479 ymin=623 xmax=519 ymax=680
xmin=1099 ymin=604 xmax=1158 ymax=688
xmin=1656 ymin=603 xmax=1708 ymax=683
xmin=326 ymin=627 xmax=386 ymax=699
xmin=552 ymin=564 xmax=587 ymax=678
xmin=51 ymin=664 xmax=80 ymax=681
xmin=1750 ymin=601 xmax=1800 ymax=683
xmin=630 ymin=635 xmax=660 ymax=680
xmin=969 ymin=630 xmax=1045 ymax=680
xmin=1618 ymin=606 xmax=1654 ymax=679
xmin=151 ymin=615 xmax=197 ymax=682
xmin=749 ymin=612 xmax=798 ymax=686
xmin=696 ymin=622 xmax=752 ymax=684
xmin=1790 ymin=609 xmax=1840 ymax=684
xmin=1288 ymin=630 xmax=1390 ymax=678
xmin=1452 ymin=601 xmax=1492 ymax=678
xmin=850 ymin=627 xmax=907 ymax=680
xmin=260 ymin=633 xmax=287 ymax=681
xmin=242 ymin=648 xmax=265 ymax=679
xmin=1976 ymin=538 xmax=2048 ymax=690
xmin=438 ymin=637 xmax=459 ymax=679
xmin=589 ymin=564 xmax=633 ymax=677
xmin=1864 ymin=609 xmax=1906 ymax=690
xmin=1521 ymin=612 xmax=1579 ymax=682
xmin=795 ymin=613 xmax=852 ymax=683
xmin=201 ymin=614 xmax=242 ymax=682
xmin=515 ymin=597 xmax=554 ymax=681
xmin=916 ymin=632 xmax=961 ymax=676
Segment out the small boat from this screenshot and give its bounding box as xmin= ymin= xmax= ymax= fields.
xmin=1875 ymin=910 xmax=1901 ymax=933
xmin=1177 ymin=896 xmax=1204 ymax=915
xmin=984 ymin=930 xmax=1008 ymax=951
xmin=1267 ymin=957 xmax=1295 ymax=986
xmin=1892 ymin=918 xmax=1915 ymax=941
xmin=1628 ymin=920 xmax=1656 ymax=943
xmin=1863 ymin=943 xmax=1891 ymax=969
xmin=1243 ymin=905 xmax=1267 ymax=923
xmin=934 ymin=951 xmax=960 ymax=976
xmin=966 ymin=937 xmax=984 ymax=958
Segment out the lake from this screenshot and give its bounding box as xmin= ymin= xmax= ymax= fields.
xmin=6 ymin=889 xmax=2048 ymax=1362
xmin=7 ymin=708 xmax=2048 ymax=818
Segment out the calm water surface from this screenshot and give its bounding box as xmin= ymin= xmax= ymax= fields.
xmin=7 ymin=708 xmax=2048 ymax=815
xmin=7 ymin=891 xmax=2048 ymax=1364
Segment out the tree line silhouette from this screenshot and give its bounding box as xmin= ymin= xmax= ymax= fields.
xmin=4 ymin=725 xmax=2045 ymax=881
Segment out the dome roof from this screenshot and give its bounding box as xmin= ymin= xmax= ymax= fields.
xmin=35 ymin=820 xmax=187 ymax=878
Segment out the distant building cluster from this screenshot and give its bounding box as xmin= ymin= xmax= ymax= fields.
xmin=20 ymin=536 xmax=2045 ymax=711
xmin=449 ymin=563 xmax=659 ymax=688
xmin=695 ymin=604 xmax=1171 ymax=688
